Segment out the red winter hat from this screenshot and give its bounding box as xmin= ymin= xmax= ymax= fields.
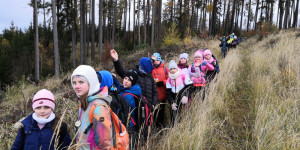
xmin=32 ymin=89 xmax=55 ymax=110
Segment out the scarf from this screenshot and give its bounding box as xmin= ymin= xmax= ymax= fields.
xmin=169 ymin=70 xmax=180 ymax=79
xmin=32 ymin=112 xmax=55 ymax=125
xmin=178 ymin=63 xmax=187 ymax=69
xmin=204 ymin=57 xmax=214 ymax=64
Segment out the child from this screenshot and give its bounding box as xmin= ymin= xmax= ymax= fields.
xmin=188 ymin=50 xmax=214 ymax=89
xmin=96 ymin=70 xmax=130 ymax=127
xmin=110 ymin=49 xmax=158 ymax=109
xmin=151 ymin=52 xmax=168 ymax=128
xmin=11 ymin=89 xmax=71 ymax=150
xmin=177 ymin=53 xmax=189 ymax=77
xmin=203 ymin=49 xmax=220 ymax=83
xmin=166 ymin=60 xmax=193 ymax=126
xmin=113 ymin=70 xmax=141 ymax=148
xmin=71 ymin=65 xmax=114 ymax=150
xmin=220 ymin=38 xmax=230 ymax=58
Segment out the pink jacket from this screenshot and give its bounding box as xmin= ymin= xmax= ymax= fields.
xmin=188 ymin=63 xmax=214 ymax=86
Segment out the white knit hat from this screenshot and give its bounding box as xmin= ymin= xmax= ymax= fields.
xmin=179 ymin=53 xmax=189 ymax=61
xmin=168 ymin=60 xmax=178 ymax=70
xmin=71 ymin=65 xmax=100 ymax=97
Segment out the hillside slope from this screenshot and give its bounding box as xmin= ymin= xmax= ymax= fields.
xmin=148 ymin=30 xmax=300 ymax=150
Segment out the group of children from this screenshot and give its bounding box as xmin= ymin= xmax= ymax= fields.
xmin=11 ymin=48 xmax=220 ymax=150
xmin=218 ymin=33 xmax=241 ymax=58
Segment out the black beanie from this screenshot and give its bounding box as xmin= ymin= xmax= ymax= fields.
xmin=124 ymin=70 xmax=138 ymax=86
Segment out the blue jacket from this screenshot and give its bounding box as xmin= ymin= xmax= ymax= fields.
xmin=113 ymin=77 xmax=142 ymax=127
xmin=11 ymin=114 xmax=71 ymax=150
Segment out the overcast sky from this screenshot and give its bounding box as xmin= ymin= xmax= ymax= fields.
xmin=0 ymin=0 xmax=280 ymax=34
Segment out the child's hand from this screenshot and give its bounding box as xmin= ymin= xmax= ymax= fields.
xmin=156 ymin=81 xmax=164 ymax=87
xmin=181 ymin=96 xmax=188 ymax=104
xmin=171 ymin=103 xmax=178 ymax=110
xmin=202 ymin=61 xmax=207 ymax=66
xmin=111 ymin=73 xmax=117 ymax=79
xmin=110 ymin=49 xmax=119 ymax=61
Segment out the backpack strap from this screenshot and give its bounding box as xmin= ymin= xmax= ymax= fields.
xmin=163 ymin=65 xmax=168 ymax=79
xmin=122 ymin=92 xmax=138 ymax=99
xmin=122 ymin=92 xmax=138 ymax=126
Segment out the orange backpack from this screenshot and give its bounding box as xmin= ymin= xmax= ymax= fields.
xmin=88 ymin=103 xmax=129 ymax=150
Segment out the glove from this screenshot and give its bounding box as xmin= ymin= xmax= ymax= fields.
xmin=181 ymin=96 xmax=188 ymax=104
xmin=191 ymin=67 xmax=201 ymax=78
xmin=156 ymin=81 xmax=164 ymax=87
xmin=171 ymin=103 xmax=178 ymax=110
xmin=202 ymin=61 xmax=207 ymax=66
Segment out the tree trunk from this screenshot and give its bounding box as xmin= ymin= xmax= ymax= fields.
xmin=183 ymin=0 xmax=190 ymax=37
xmin=128 ymin=0 xmax=131 ymax=40
xmin=34 ymin=0 xmax=39 ymax=82
xmin=210 ymin=0 xmax=218 ymax=35
xmin=147 ymin=0 xmax=151 ymax=44
xmin=170 ymin=0 xmax=174 ymax=22
xmin=270 ymin=1 xmax=274 ymax=23
xmin=83 ymin=0 xmax=87 ymax=64
xmin=254 ymin=0 xmax=259 ymax=29
xmin=240 ymin=0 xmax=244 ymax=31
xmin=112 ymin=0 xmax=117 ymax=49
xmin=230 ymin=0 xmax=236 ymax=32
xmin=72 ymin=0 xmax=78 ymax=68
xmin=284 ymin=0 xmax=290 ymax=29
xmin=52 ymin=0 xmax=59 ymax=78
xmin=123 ymin=0 xmax=127 ymax=41
xmin=225 ymin=0 xmax=230 ymax=34
xmin=151 ymin=0 xmax=155 ymax=46
xmin=157 ymin=0 xmax=162 ymax=42
xmin=86 ymin=1 xmax=90 ymax=60
xmin=80 ymin=0 xmax=84 ymax=64
xmin=143 ymin=0 xmax=147 ymax=44
xmin=279 ymin=0 xmax=284 ymax=29
xmin=223 ymin=0 xmax=227 ymax=33
xmin=293 ymin=0 xmax=299 ymax=27
xmin=138 ymin=0 xmax=141 ymax=46
xmin=178 ymin=0 xmax=183 ymax=34
xmin=99 ymin=0 xmax=103 ymax=60
xmin=133 ymin=0 xmax=136 ymax=50
xmin=91 ymin=0 xmax=95 ymax=60
xmin=247 ymin=0 xmax=251 ymax=31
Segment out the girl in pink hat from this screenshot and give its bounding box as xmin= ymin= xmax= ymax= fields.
xmin=12 ymin=89 xmax=71 ymax=150
xmin=203 ymin=49 xmax=220 ymax=84
xmin=188 ymin=50 xmax=214 ymax=95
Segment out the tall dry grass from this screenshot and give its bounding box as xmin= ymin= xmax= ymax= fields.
xmin=148 ymin=30 xmax=300 ymax=150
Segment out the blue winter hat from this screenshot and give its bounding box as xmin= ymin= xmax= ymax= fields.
xmin=139 ymin=57 xmax=154 ymax=74
xmin=151 ymin=53 xmax=162 ymax=61
xmin=96 ymin=70 xmax=113 ymax=88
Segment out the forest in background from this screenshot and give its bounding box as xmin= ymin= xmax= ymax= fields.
xmin=0 ymin=0 xmax=296 ymax=90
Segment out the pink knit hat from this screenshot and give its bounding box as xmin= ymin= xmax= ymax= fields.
xmin=203 ymin=49 xmax=212 ymax=56
xmin=32 ymin=89 xmax=55 ymax=110
xmin=194 ymin=50 xmax=203 ymax=58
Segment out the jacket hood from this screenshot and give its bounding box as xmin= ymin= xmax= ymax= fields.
xmin=139 ymin=57 xmax=154 ymax=74
xmin=124 ymin=84 xmax=142 ymax=96
xmin=97 ymin=70 xmax=113 ymax=88
xmin=87 ymin=86 xmax=112 ymax=104
xmin=71 ymin=65 xmax=100 ymax=97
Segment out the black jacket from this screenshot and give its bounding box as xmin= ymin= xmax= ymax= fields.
xmin=113 ymin=59 xmax=158 ymax=106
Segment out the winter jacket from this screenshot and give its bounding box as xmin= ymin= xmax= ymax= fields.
xmin=151 ymin=61 xmax=168 ymax=101
xmin=219 ymin=41 xmax=229 ymax=52
xmin=113 ymin=59 xmax=158 ymax=106
xmin=76 ymin=87 xmax=113 ymax=150
xmin=113 ymin=77 xmax=142 ymax=127
xmin=11 ymin=114 xmax=71 ymax=150
xmin=188 ymin=62 xmax=214 ymax=86
xmin=166 ymin=71 xmax=193 ymax=105
xmin=205 ymin=55 xmax=220 ymax=83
